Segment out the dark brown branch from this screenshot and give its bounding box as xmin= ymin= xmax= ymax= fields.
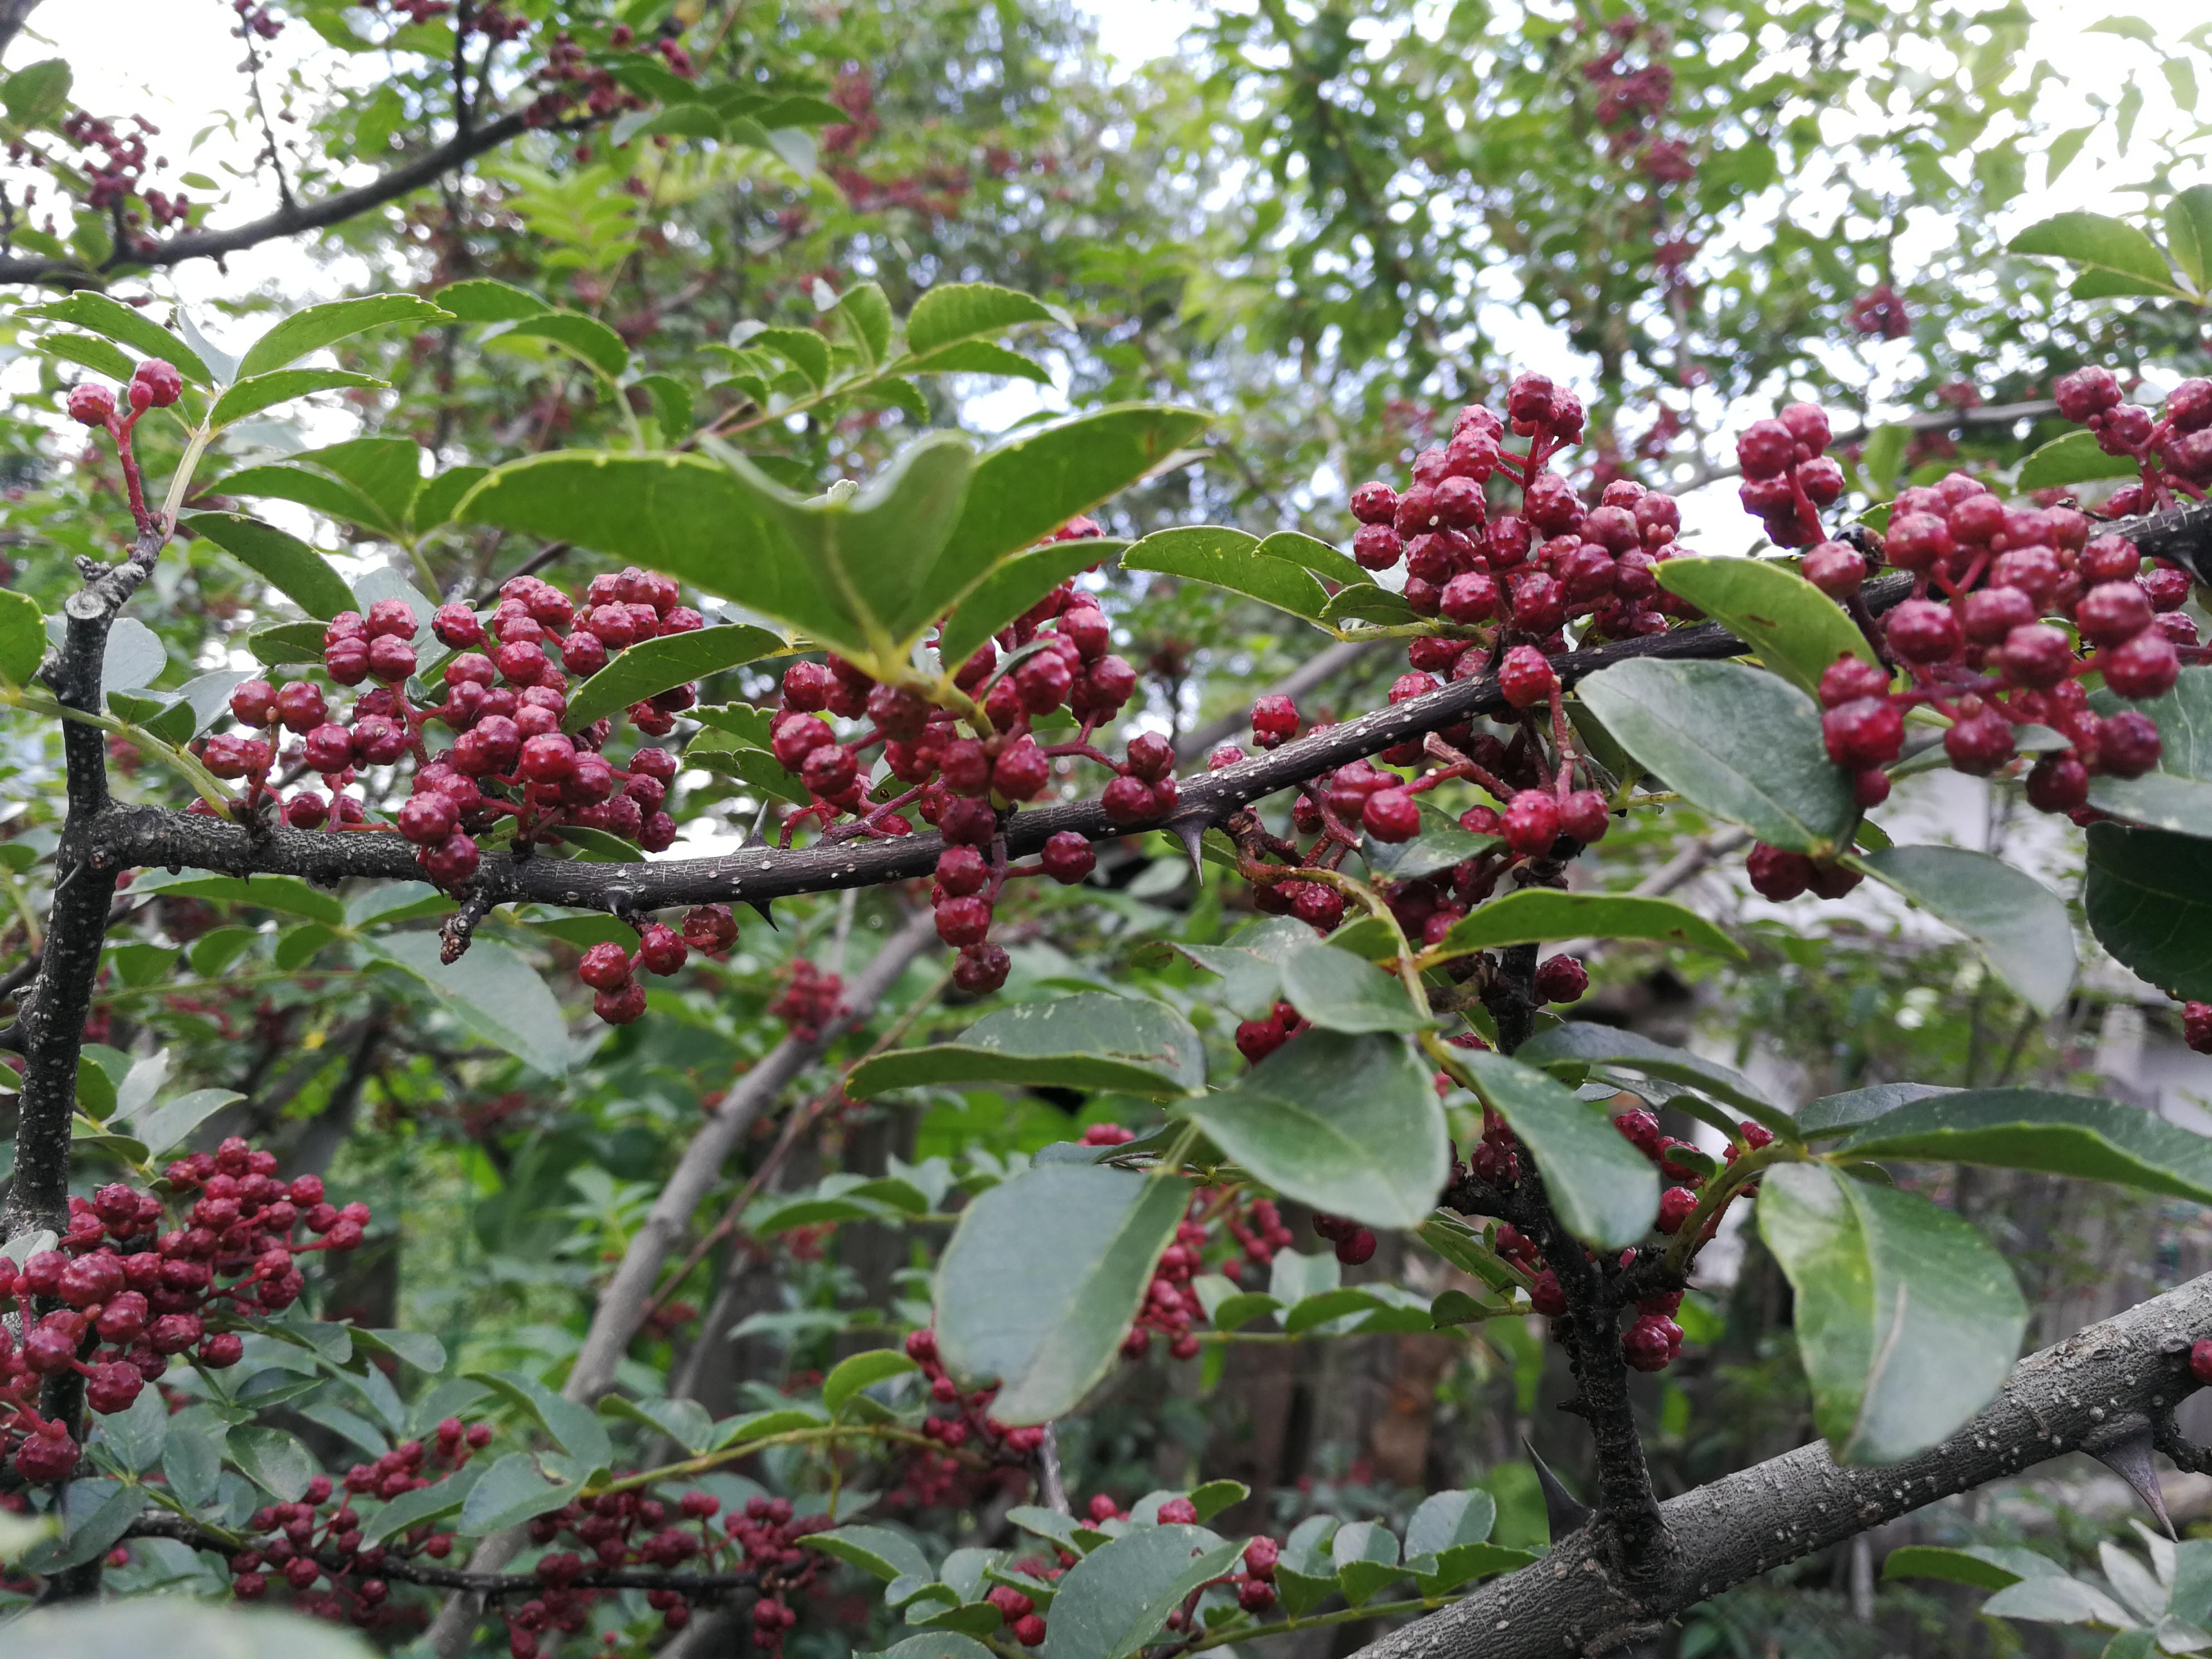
xmin=86 ymin=584 xmax=1909 ymax=920
xmin=0 ymin=110 xmax=533 ymax=288
xmin=122 ymin=1514 xmax=759 ymax=1597
xmin=1354 ymin=1272 xmax=2212 ymax=1659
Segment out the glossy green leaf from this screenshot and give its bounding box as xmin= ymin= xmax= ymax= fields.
xmin=1320 ymin=584 xmax=1420 ymax=627
xmin=1515 ymin=1023 xmax=1789 ymax=1135
xmin=30 ymin=331 xmax=137 ymax=383
xmin=2169 ymin=186 xmax=2212 ymax=289
xmin=1881 ymin=1543 xmax=2064 ymax=1590
xmin=1333 ymin=1519 xmax=1402 ymax=1604
xmin=208 ymin=463 xmax=394 ymax=535
xmin=1277 ymin=943 xmax=1432 ymax=1032
xmin=2010 ymin=212 xmax=2183 ymax=294
xmin=2017 ymin=430 xmax=2142 ymax=492
xmin=230 ymin=1426 xmax=316 ymax=1501
xmin=1122 ymin=526 xmax=1332 ymax=620
xmin=19 ymin=292 xmax=212 ymax=384
xmin=2 ymin=58 xmax=71 ymax=125
xmin=130 ymin=871 xmax=346 ymax=925
xmin=362 ymin=1463 xmax=484 ymax=1544
xmin=210 ymin=368 xmax=385 ymax=429
xmin=1183 ymin=1030 xmax=1448 ymax=1228
xmin=235 ymin=294 xmax=453 ymax=379
xmin=935 ymin=1163 xmax=1190 ymax=1423
xmin=1980 ymin=1575 xmax=2133 ymax=1628
xmin=1757 ymin=1163 xmax=2024 ymax=1463
xmin=1257 ymin=530 xmax=1375 ymax=590
xmin=2085 ymin=823 xmax=2212 ymax=1000
xmin=1836 ymin=1088 xmax=2212 ymax=1202
xmin=185 ymin=512 xmax=356 ymax=619
xmin=458 ymin=1453 xmax=586 ymax=1535
xmin=870 ymin=1637 xmax=997 ymax=1659
xmin=123 ymin=1088 xmax=244 ymax=1157
xmin=1423 ymin=889 xmax=1742 ymax=963
xmin=6 ymin=1603 xmax=380 ymax=1659
xmin=906 ymin=282 xmax=1063 ymax=353
xmin=850 ymin=992 xmax=1206 ymax=1099
xmin=562 ymin=624 xmax=784 ymax=731
xmin=1856 ymin=846 xmax=2075 ymax=1015
xmin=2088 ymin=668 xmax=2212 ymax=838
xmin=1576 ymin=658 xmax=1857 ymax=857
xmin=1363 ymin=817 xmax=1497 ymax=880
xmin=937 ymin=538 xmax=1123 ymax=668
xmin=1798 ymin=1083 xmax=1958 ymax=1139
xmin=296 ymin=436 xmax=426 ymax=532
xmin=1653 ymin=556 xmax=1878 ymax=701
xmin=599 ymin=1394 xmax=715 ymax=1454
xmin=1457 ymin=1051 xmax=1658 ymax=1248
xmin=834 ymin=282 xmax=895 ymax=368
xmin=434 ymin=279 xmax=548 ymax=322
xmin=823 ymin=1349 xmax=920 ymax=1416
xmin=1405 ymin=1490 xmax=1498 ymax=1562
xmin=934 ymin=405 xmax=1209 ymax=610
xmin=467 ymin=1370 xmax=612 ymax=1468
xmin=689 ymin=731 xmax=809 ymax=803
xmin=0 ymin=590 xmax=43 ymax=684
xmin=366 ymin=934 xmax=570 ymax=1077
xmin=1039 ymin=1525 xmax=1243 ymax=1659
xmin=905 ymin=339 xmax=1050 ymax=382
xmin=497 ymin=312 xmax=630 ymax=379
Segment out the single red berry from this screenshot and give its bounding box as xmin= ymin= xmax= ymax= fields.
xmin=2192 ymin=1337 xmax=2212 ymax=1385
xmin=1335 ymin=1228 xmax=1376 ymax=1266
xmin=1362 ymin=787 xmax=1422 ymax=842
xmin=1656 ymin=1187 xmax=1700 ymax=1234
xmin=2101 ymin=629 xmax=2180 ymax=700
xmin=637 ymin=925 xmax=687 ymax=976
xmin=954 ymin=943 xmax=1012 ymax=995
xmin=1885 ymin=599 xmax=1962 ymax=664
xmin=1622 ymin=1314 xmax=1682 ymax=1372
xmin=1501 ymin=789 xmax=1560 ymax=856
xmin=2025 ymin=754 xmax=2090 ymax=814
xmin=1251 ymin=693 xmax=1300 ymax=746
xmin=1497 ymin=644 xmax=1556 ymax=710
xmin=579 ymin=942 xmax=634 ymax=992
xmin=2185 ymin=1003 xmax=2212 ymax=1056
xmin=1103 ymin=773 xmax=1156 ymax=824
xmin=1040 ymin=831 xmax=1096 ymax=885
xmin=1817 ymin=656 xmax=1889 ymax=709
xmin=934 ymin=895 xmax=993 ymax=949
xmin=1821 ymin=697 xmax=1904 ymax=770
xmin=1236 ymin=1019 xmax=1287 ymax=1065
xmin=1529 ymin=1269 xmax=1566 ymax=1317
xmin=1012 ymin=1616 xmax=1047 ymax=1647
xmin=2099 ymin=710 xmax=2162 ymax=779
xmin=1533 ymin=954 xmax=1588 ymax=1003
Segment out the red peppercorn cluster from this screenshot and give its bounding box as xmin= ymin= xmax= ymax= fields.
xmin=1733 ymin=403 xmax=1847 ymax=549
xmin=1731 ymin=406 xmax=2205 ymax=900
xmin=195 ymin=564 xmax=697 ymax=898
xmin=1233 ymin=999 xmax=1311 ymax=1066
xmin=2055 ymin=369 xmax=2212 ymax=507
xmin=1847 ymin=284 xmax=1912 ymax=341
xmin=576 ymin=905 xmax=733 ymax=1026
xmin=521 ymin=21 xmax=682 ymax=130
xmin=1219 ymin=1194 xmax=1296 ymax=1284
xmin=2186 ymin=1003 xmax=2212 ymax=1056
xmin=1311 ymin=1213 xmax=1378 ymax=1266
xmin=767 ymin=959 xmax=846 ymax=1042
xmin=0 ymin=1138 xmax=365 ymax=1483
xmin=228 ymin=1419 xmax=488 ymax=1626
xmin=1122 ymin=1205 xmax=1213 ymax=1361
xmin=759 ymin=524 xmax=1161 ymax=989
xmin=888 ymin=1328 xmax=1047 ymax=1511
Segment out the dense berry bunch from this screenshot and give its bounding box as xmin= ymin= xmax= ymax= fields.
xmin=2057 ymin=369 xmax=2212 ymax=508
xmin=763 ymin=520 xmax=1173 ymax=987
xmin=888 ymin=1328 xmax=1047 ymax=1511
xmin=0 ymin=1138 xmax=366 ymax=1483
xmin=1733 ymin=402 xmax=1846 ymax=548
xmin=1123 ymin=1207 xmax=1213 ymax=1361
xmin=577 ymin=905 xmax=734 ymax=1025
xmin=767 ymin=959 xmax=846 ymax=1041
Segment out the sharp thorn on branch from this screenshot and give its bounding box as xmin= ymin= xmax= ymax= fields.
xmin=2087 ymin=1419 xmax=2176 ymax=1538
xmin=1524 ymin=1436 xmax=1593 ymax=1540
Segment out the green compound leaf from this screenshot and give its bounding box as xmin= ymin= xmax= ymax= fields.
xmin=1653 ymin=556 xmax=1878 ymax=702
xmin=850 ymin=992 xmax=1206 ymax=1099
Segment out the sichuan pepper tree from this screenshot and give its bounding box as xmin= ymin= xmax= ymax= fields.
xmin=1 ymin=236 xmax=2210 ymax=1658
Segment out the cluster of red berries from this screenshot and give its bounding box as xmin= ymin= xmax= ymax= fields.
xmin=1725 ymin=392 xmax=2206 ymax=901
xmin=889 ymin=1328 xmax=1047 ymax=1512
xmin=521 ymin=23 xmax=683 ymax=131
xmin=1311 ymin=1212 xmax=1379 ymax=1267
xmin=576 ymin=905 xmax=738 ymax=1025
xmin=1219 ymin=1194 xmax=1297 ymax=1283
xmin=2058 ymin=368 xmax=2212 ymax=505
xmin=1232 ymin=1000 xmax=1312 ymax=1066
xmin=1733 ymin=402 xmax=1847 ymax=548
xmin=1123 ymin=1205 xmax=1214 ymax=1361
xmin=228 ymin=1420 xmax=489 ymax=1627
xmin=56 ymin=111 xmax=181 ymax=234
xmin=763 ymin=526 xmax=1159 ymax=992
xmin=1848 ymin=284 xmax=1912 ymax=341
xmin=523 ymin=1488 xmax=794 ymax=1652
xmin=66 ymin=358 xmax=183 ymax=532
xmin=0 ymin=1139 xmax=365 ymax=1483
xmin=766 ymin=959 xmax=845 ymax=1041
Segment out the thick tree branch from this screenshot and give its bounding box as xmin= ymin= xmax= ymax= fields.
xmin=1354 ymin=1269 xmax=2212 ymax=1659
xmin=88 ymin=581 xmax=1909 ymax=921
xmin=0 ymin=110 xmax=533 ymax=288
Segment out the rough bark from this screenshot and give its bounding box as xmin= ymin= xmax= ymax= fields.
xmin=1353 ymin=1269 xmax=2212 ymax=1659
